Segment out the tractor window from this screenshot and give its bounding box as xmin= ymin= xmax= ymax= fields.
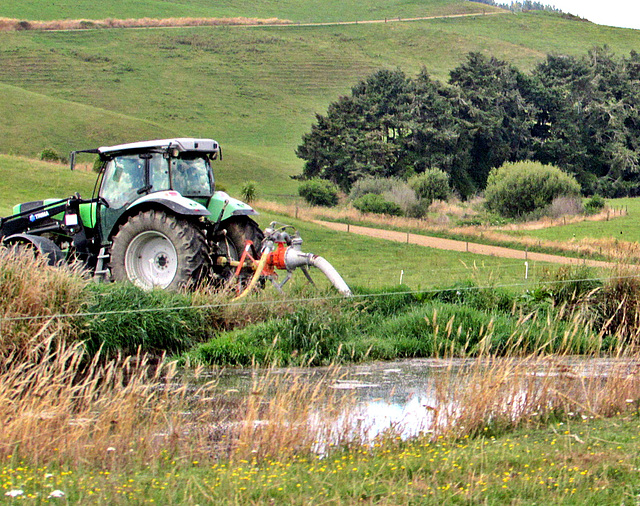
xmin=101 ymin=155 xmax=145 ymax=208
xmin=149 ymin=153 xmax=170 ymax=192
xmin=170 ymin=156 xmax=213 ymax=197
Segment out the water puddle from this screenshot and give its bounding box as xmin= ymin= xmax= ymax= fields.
xmin=199 ymin=357 xmax=640 ymax=444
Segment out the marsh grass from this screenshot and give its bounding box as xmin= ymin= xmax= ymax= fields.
xmin=231 ymin=365 xmax=357 ymax=461
xmin=0 ymin=249 xmax=85 ymax=362
xmin=2 ymin=247 xmax=640 ymax=487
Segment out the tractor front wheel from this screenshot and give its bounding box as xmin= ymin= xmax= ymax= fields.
xmin=213 ymin=217 xmax=264 ymax=282
xmin=110 ymin=210 xmax=207 ymax=290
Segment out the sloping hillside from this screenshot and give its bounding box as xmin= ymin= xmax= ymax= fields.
xmin=1 ymin=2 xmax=639 ymax=199
xmin=0 ymin=0 xmax=499 ymax=23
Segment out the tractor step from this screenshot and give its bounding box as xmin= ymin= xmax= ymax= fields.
xmin=93 ymin=247 xmax=110 ymax=282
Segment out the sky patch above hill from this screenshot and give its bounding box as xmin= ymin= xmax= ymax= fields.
xmin=508 ymin=0 xmax=640 ymax=30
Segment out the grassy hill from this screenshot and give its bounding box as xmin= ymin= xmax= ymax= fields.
xmin=0 ymin=155 xmax=96 ymax=216
xmin=1 ymin=2 xmax=640 ymax=200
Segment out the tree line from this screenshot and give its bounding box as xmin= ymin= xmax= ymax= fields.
xmin=470 ymin=0 xmax=562 ymax=14
xmin=296 ymin=47 xmax=640 ymax=198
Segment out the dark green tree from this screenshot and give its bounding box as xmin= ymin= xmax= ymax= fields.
xmin=448 ymin=52 xmax=536 ymax=189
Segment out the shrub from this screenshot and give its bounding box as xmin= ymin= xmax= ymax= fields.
xmin=92 ymin=156 xmax=104 ymax=173
xmin=382 ymin=180 xmax=419 ymax=214
xmin=352 ymin=193 xmax=403 ymax=216
xmin=348 ymin=177 xmax=395 ymax=201
xmin=40 ymin=148 xmax=64 ymax=163
xmin=547 ymin=195 xmax=584 ymax=218
xmin=298 ymin=178 xmax=339 ymax=207
xmin=349 ymin=177 xmax=422 ymax=215
xmin=241 ymin=181 xmax=258 ymax=203
xmin=408 ymin=168 xmax=451 ymax=204
xmin=584 ymin=195 xmax=605 ymax=214
xmin=485 ymin=161 xmax=581 ymax=218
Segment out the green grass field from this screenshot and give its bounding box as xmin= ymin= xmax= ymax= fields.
xmin=255 ymin=210 xmax=548 ymax=291
xmin=0 ymin=155 xmax=96 ymax=216
xmin=502 ymin=198 xmax=640 ymax=243
xmin=0 ymin=0 xmax=497 ymax=23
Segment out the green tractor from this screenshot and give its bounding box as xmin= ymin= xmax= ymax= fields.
xmin=0 ymin=138 xmax=264 ymax=290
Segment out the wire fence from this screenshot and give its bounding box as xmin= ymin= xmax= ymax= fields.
xmin=1 ymin=268 xmax=636 ymax=324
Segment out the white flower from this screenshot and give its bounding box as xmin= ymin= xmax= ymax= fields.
xmin=5 ymin=490 xmax=24 ymax=497
xmin=48 ymin=490 xmax=66 ymax=498
xmin=106 ymin=446 xmax=116 ymax=453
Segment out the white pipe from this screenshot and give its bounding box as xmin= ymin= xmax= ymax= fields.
xmin=284 ymin=249 xmax=352 ymax=297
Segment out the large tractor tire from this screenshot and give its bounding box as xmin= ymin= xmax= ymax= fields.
xmin=110 ymin=210 xmax=207 ymax=290
xmin=213 ymin=217 xmax=264 ymax=282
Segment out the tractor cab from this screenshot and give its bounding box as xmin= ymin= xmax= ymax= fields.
xmin=73 ymin=138 xmax=222 ymax=241
xmin=91 ymin=138 xmax=219 ymax=206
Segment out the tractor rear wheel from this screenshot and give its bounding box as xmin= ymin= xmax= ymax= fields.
xmin=110 ymin=210 xmax=207 ymax=290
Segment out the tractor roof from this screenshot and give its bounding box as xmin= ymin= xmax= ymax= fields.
xmin=98 ymin=138 xmax=220 ymax=156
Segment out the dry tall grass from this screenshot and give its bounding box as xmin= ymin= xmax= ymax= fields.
xmin=0 ymin=16 xmax=290 ymax=32
xmin=433 ymin=353 xmax=640 ymax=439
xmin=0 ymin=250 xmax=86 ymax=362
xmin=2 ymin=325 xmax=640 ymax=469
xmin=2 ymin=247 xmax=640 ymax=469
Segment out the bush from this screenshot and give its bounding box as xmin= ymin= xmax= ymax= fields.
xmin=408 ymin=168 xmax=451 ymax=204
xmin=352 ymin=193 xmax=404 ymax=216
xmin=40 ymin=148 xmax=65 ymax=163
xmin=92 ymin=157 xmax=104 ymax=173
xmin=382 ymin=181 xmax=419 ymax=214
xmin=348 ymin=177 xmax=395 ymax=201
xmin=584 ymin=195 xmax=605 ymax=214
xmin=547 ymin=195 xmax=584 ymax=218
xmin=298 ymin=178 xmax=339 ymax=207
xmin=485 ymin=161 xmax=581 ymax=218
xmin=349 ymin=177 xmax=423 ymax=216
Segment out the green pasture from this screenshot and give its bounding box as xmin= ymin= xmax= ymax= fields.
xmin=254 ymin=210 xmax=551 ymax=291
xmin=0 ymin=0 xmax=496 ymax=23
xmin=2 ymin=11 xmax=640 ymax=199
xmin=503 ymin=198 xmax=640 ymax=244
xmin=0 ymin=155 xmax=96 ymax=216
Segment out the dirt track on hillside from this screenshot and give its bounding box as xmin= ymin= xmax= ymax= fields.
xmin=313 ymin=220 xmax=617 ymax=268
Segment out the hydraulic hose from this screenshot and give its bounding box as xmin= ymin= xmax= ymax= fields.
xmin=231 ymin=243 xmax=272 ymax=301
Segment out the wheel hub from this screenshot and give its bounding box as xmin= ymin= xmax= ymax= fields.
xmin=125 ymin=230 xmax=178 ymax=289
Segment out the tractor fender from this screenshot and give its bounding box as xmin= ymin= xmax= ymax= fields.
xmin=127 ymin=191 xmax=211 ymax=217
xmin=207 ymin=191 xmax=257 ymax=222
xmin=105 ymin=191 xmax=212 ymax=239
xmin=2 ymin=233 xmax=65 ymax=266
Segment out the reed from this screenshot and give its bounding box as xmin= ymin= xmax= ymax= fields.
xmin=2 ymin=329 xmax=640 ymax=476
xmin=0 ymin=249 xmax=85 ymax=362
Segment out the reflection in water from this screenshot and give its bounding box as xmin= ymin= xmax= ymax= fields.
xmin=209 ymin=357 xmax=640 ymax=445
